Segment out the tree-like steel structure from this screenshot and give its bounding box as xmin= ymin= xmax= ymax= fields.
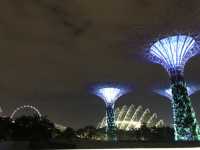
xmin=147 ymin=34 xmax=200 ymax=141
xmin=154 ymin=84 xmax=200 ymax=140
xmin=92 ymin=84 xmax=130 ymax=141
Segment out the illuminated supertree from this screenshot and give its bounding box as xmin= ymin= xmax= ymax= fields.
xmin=147 ymin=34 xmax=200 ymax=141
xmin=154 ymin=84 xmax=200 ymax=140
xmin=92 ymin=84 xmax=130 ymax=141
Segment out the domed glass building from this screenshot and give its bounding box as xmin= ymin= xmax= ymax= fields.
xmin=97 ymin=104 xmax=165 ymax=130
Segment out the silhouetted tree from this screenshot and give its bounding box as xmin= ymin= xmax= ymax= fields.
xmin=140 ymin=123 xmax=151 ymax=141
xmin=150 ymin=126 xmax=174 ymax=141
xmin=11 ymin=115 xmax=55 ymax=141
xmin=76 ymin=126 xmax=97 ymax=140
xmin=0 ymin=117 xmax=13 ymax=141
xmin=56 ymin=127 xmax=76 ymax=141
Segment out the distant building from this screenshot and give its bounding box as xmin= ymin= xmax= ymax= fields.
xmin=97 ymin=104 xmax=165 ymax=130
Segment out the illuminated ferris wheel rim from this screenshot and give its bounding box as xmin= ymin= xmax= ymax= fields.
xmin=10 ymin=105 xmax=42 ymax=120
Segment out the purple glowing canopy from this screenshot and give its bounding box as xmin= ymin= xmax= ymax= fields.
xmin=154 ymin=84 xmax=200 ymax=100
xmin=92 ymin=83 xmax=131 ymax=105
xmin=147 ymin=35 xmax=200 ymax=75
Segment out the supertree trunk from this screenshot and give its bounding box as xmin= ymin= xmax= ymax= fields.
xmin=106 ymin=103 xmax=117 ymax=141
xmin=170 ymin=71 xmax=199 ymax=141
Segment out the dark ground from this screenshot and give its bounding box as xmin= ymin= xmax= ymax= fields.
xmin=1 ymin=140 xmax=200 ymax=149
xmin=75 ymin=140 xmax=200 ymax=149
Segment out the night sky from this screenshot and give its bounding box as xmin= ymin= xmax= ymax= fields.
xmin=0 ymin=0 xmax=200 ymax=129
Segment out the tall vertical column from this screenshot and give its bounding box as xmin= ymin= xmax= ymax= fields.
xmin=106 ymin=103 xmax=117 ymax=141
xmin=170 ymin=71 xmax=199 ymax=141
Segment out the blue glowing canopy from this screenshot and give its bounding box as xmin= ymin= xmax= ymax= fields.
xmin=154 ymin=84 xmax=200 ymax=100
xmin=92 ymin=84 xmax=130 ymax=105
xmin=148 ymin=35 xmax=200 ymax=75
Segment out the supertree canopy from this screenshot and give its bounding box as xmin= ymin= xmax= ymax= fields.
xmin=92 ymin=84 xmax=130 ymax=141
xmin=154 ymin=84 xmax=200 ymax=100
xmin=95 ymin=87 xmax=127 ymax=105
xmin=148 ymin=35 xmax=199 ymax=75
xmin=147 ymin=34 xmax=200 ymax=141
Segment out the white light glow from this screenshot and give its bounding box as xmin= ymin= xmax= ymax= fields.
xmin=116 ymin=121 xmax=141 ymax=130
xmin=97 ymin=87 xmax=122 ymax=104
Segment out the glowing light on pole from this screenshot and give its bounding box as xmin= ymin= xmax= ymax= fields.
xmin=147 ymin=35 xmax=200 ymax=141
xmin=92 ymin=84 xmax=130 ymax=140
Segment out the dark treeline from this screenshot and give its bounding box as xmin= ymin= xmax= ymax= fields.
xmin=0 ymin=115 xmax=174 ymax=148
xmin=76 ymin=124 xmax=174 ymax=142
xmin=0 ymin=115 xmax=56 ymax=141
